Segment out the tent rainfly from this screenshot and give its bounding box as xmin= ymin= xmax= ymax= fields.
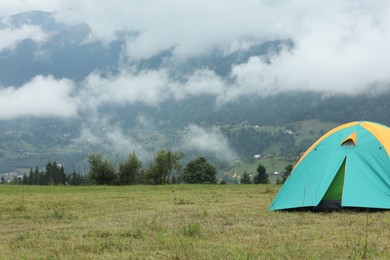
xmin=269 ymin=121 xmax=390 ymax=211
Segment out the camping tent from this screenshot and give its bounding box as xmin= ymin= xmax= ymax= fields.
xmin=269 ymin=121 xmax=390 ymax=211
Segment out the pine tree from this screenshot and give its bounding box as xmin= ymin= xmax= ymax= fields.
xmin=69 ymin=170 xmax=83 ymax=185
xmin=22 ymin=174 xmax=28 ymax=185
xmin=253 ymin=164 xmax=269 ymax=184
xmin=240 ymin=171 xmax=251 ymax=184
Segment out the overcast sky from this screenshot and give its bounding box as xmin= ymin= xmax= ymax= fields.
xmin=1 ymin=0 xmax=390 ymax=118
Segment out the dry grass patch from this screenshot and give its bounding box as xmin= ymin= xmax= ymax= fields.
xmin=0 ymin=185 xmax=389 ymax=259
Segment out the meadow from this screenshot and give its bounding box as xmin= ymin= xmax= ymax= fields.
xmin=1 ymin=184 xmax=389 ymax=259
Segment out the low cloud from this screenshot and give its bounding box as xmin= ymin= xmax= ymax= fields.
xmin=53 ymin=0 xmax=282 ymax=58
xmin=181 ymin=125 xmax=236 ymax=161
xmin=0 ymin=24 xmax=48 ymax=52
xmin=73 ymin=116 xmax=151 ymax=161
xmin=53 ymin=0 xmax=390 ymax=97
xmin=105 ymin=128 xmax=144 ymax=157
xmin=0 ymin=1 xmax=60 ymax=17
xmin=238 ymin=5 xmax=390 ymax=95
xmin=1 ymin=0 xmax=390 ymax=120
xmin=0 ymin=75 xmax=78 ymax=119
xmin=78 ymin=68 xmax=227 ymax=112
xmin=173 ymin=69 xmax=226 ymax=100
xmin=78 ymin=70 xmax=174 ymax=111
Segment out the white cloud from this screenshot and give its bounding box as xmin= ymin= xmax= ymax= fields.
xmin=136 ymin=113 xmax=155 ymax=129
xmin=105 ymin=128 xmax=145 ymax=156
xmin=0 ymin=25 xmax=48 ymax=52
xmin=79 ymin=69 xmax=174 ymax=111
xmin=0 ymin=75 xmax=78 ymax=119
xmin=78 ymin=68 xmax=228 ymax=112
xmin=172 ymin=69 xmax=226 ymax=100
xmin=48 ymin=0 xmax=288 ymax=59
xmin=224 ymin=1 xmax=390 ymax=97
xmin=181 ymin=125 xmax=236 ymax=161
xmin=74 ymin=116 xmax=151 ymax=161
xmin=119 ymin=0 xmax=281 ymax=60
xmin=0 ymin=1 xmax=60 ymax=17
xmin=1 ymin=0 xmax=390 ymax=112
xmin=52 ymin=0 xmax=390 ymax=97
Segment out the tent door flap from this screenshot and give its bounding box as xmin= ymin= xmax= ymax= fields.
xmin=321 ymin=158 xmax=347 ymax=202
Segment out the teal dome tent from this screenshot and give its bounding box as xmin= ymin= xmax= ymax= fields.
xmin=269 ymin=121 xmax=390 ymax=211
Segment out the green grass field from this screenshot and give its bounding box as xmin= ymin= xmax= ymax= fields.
xmin=1 ymin=185 xmax=389 ymax=259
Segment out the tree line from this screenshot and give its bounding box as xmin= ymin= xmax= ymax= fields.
xmin=9 ymin=149 xmax=219 ymax=186
xmin=6 ymin=149 xmax=293 ymax=186
xmin=239 ymin=164 xmax=292 ymax=185
xmin=12 ymin=162 xmax=88 ymax=186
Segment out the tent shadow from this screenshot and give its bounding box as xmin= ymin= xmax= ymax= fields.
xmin=280 ymin=206 xmax=388 ymax=213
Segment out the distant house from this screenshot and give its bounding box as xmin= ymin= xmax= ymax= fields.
xmin=254 ymin=154 xmax=261 ymax=160
xmin=232 ymin=171 xmax=240 ymax=179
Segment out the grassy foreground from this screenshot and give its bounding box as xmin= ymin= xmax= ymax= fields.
xmin=1 ymin=185 xmax=390 ymax=259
